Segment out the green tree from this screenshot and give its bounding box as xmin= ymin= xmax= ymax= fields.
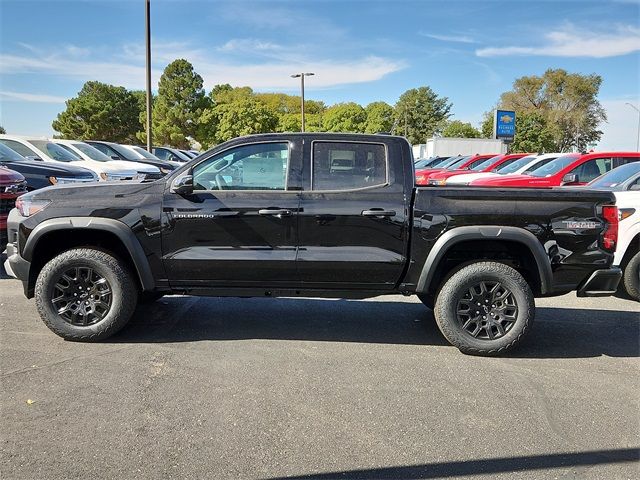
xmin=322 ymin=102 xmax=366 ymax=132
xmin=480 ymin=112 xmax=494 ymax=138
xmin=393 ymin=86 xmax=452 ymax=144
xmin=0 ymin=125 xmax=5 ymax=134
xmin=139 ymin=59 xmax=210 ymax=148
xmin=497 ymin=69 xmax=606 ymax=151
xmin=52 ymin=81 xmax=143 ymax=142
xmin=511 ymin=111 xmax=555 ymax=153
xmin=364 ymin=101 xmax=394 ymax=133
xmin=441 ymin=120 xmax=481 ymax=138
xmin=199 ymin=97 xmax=278 ymax=147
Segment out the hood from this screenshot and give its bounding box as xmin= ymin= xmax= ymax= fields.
xmin=23 ymin=177 xmax=161 ymax=203
xmin=0 ymin=166 xmax=25 ymax=184
xmin=0 ymin=158 xmax=96 ymax=177
xmin=471 ymin=174 xmax=540 ymax=186
xmin=107 ymin=160 xmax=160 ymax=173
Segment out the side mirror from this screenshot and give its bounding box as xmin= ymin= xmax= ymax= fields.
xmin=170 ymin=174 xmax=193 ymax=195
xmin=629 ymin=183 xmax=640 ymax=191
xmin=562 ymin=173 xmax=578 ymax=185
xmin=26 ymin=155 xmax=43 ymax=161
xmin=111 ymin=155 xmax=120 ymax=160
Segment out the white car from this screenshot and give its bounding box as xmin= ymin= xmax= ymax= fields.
xmin=444 ymin=153 xmax=561 ymax=185
xmin=121 ymin=145 xmax=183 ymax=169
xmin=0 ymin=134 xmax=127 ymax=182
xmin=53 ymin=139 xmax=160 ymax=180
xmin=586 ymin=162 xmax=640 ymax=300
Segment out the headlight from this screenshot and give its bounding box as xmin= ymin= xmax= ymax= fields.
xmin=49 ymin=176 xmax=58 ymax=185
xmin=99 ymin=172 xmax=108 ymax=181
xmin=15 ymin=197 xmax=50 ymax=217
xmin=160 ymin=167 xmax=171 ymax=175
xmin=428 ymin=179 xmax=447 ymax=186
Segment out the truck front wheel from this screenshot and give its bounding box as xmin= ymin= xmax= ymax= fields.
xmin=434 ymin=261 xmax=534 ymax=356
xmin=35 ymin=248 xmax=138 ymax=341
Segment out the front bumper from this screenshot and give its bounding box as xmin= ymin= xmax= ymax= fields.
xmin=576 ymin=268 xmax=622 ymax=297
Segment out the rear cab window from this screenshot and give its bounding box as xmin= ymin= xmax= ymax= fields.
xmin=311 ymin=141 xmax=388 ymax=191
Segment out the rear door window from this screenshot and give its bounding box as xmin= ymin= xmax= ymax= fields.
xmin=312 ymin=142 xmax=387 ymax=191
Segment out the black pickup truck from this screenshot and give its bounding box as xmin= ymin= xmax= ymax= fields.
xmin=4 ymin=133 xmax=622 ymax=355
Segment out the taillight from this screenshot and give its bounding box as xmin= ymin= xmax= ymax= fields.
xmin=602 ymin=205 xmax=618 ymax=251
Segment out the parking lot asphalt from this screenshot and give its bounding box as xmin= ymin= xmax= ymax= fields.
xmin=1 ymin=260 xmax=639 ymax=480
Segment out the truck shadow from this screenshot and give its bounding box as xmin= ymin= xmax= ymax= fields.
xmin=110 ymin=296 xmax=639 ymax=359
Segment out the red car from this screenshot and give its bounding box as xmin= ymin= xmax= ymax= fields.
xmin=1 ymin=166 xmax=27 ymax=253
xmin=470 ymin=152 xmax=640 ymax=188
xmin=415 ymin=154 xmax=497 ymax=185
xmin=426 ymin=153 xmax=529 ymax=186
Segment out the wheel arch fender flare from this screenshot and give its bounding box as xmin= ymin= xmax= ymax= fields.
xmin=22 ymin=217 xmax=155 ymax=291
xmin=416 ymin=226 xmax=553 ymax=295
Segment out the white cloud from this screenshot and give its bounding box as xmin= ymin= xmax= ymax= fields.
xmin=0 ymin=90 xmax=67 ymax=103
xmin=217 ymin=39 xmax=284 ymax=53
xmin=477 ymin=24 xmax=640 ymax=58
xmin=0 ymin=42 xmax=405 ymax=92
xmin=597 ymin=99 xmax=640 ymax=151
xmin=419 ymin=32 xmax=477 ymax=44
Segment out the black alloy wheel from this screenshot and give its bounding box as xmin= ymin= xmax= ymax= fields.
xmin=51 ymin=266 xmax=113 ymax=326
xmin=456 ymin=281 xmax=518 ymax=340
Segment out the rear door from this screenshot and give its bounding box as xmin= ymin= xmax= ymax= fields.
xmin=297 ymin=139 xmax=409 ymax=289
xmin=162 ymin=139 xmax=302 ymax=288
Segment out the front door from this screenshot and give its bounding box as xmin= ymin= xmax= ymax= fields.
xmin=162 ymin=140 xmax=301 ymax=288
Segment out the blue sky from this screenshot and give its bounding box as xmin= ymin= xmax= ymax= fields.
xmin=1 ymin=0 xmax=639 ymax=149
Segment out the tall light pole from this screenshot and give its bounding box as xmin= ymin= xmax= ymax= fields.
xmin=625 ymin=102 xmax=640 ymax=152
xmin=291 ymin=73 xmax=314 ymax=132
xmin=145 ymin=0 xmax=152 ymax=152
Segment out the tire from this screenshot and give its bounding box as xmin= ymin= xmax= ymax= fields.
xmin=139 ymin=292 xmax=165 ymax=304
xmin=622 ymin=251 xmax=640 ymax=301
xmin=417 ymin=293 xmax=434 ymax=310
xmin=35 ymin=248 xmax=138 ymax=341
xmin=434 ymin=261 xmax=535 ymax=356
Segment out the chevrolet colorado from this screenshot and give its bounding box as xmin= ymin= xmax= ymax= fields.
xmin=4 ymin=134 xmax=622 ymax=355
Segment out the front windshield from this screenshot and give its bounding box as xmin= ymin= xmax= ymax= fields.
xmin=30 ymin=140 xmax=81 ymax=162
xmin=437 ymin=156 xmax=463 ymax=168
xmin=495 ymin=155 xmax=536 ymax=174
xmin=471 ymin=155 xmax=501 ymax=171
xmin=0 ymin=142 xmax=26 ymax=161
xmin=588 ymin=162 xmax=640 ymax=189
xmin=73 ymin=142 xmax=112 ymax=162
xmin=528 ymin=153 xmax=580 ymax=177
xmin=522 ymin=157 xmax=557 ymax=174
xmin=109 ymin=144 xmax=138 ymax=161
xmin=445 ymin=156 xmax=471 ymax=169
xmin=132 ymin=146 xmax=161 ymax=160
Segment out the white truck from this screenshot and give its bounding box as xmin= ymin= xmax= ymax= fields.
xmin=413 ymin=137 xmax=507 ymax=159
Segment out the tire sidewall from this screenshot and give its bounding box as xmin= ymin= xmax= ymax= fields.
xmin=435 ymin=263 xmax=534 ymax=354
xmin=36 ymin=250 xmax=136 ymax=340
xmin=623 ymin=251 xmax=640 ymax=301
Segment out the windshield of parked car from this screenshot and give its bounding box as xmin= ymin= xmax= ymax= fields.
xmin=132 ymin=146 xmax=161 ymax=160
xmin=445 ymin=156 xmax=471 ymax=169
xmin=72 ymin=142 xmax=112 ymax=162
xmin=30 ymin=140 xmax=81 ymax=162
xmin=470 ymin=155 xmax=501 ymax=171
xmin=521 ymin=156 xmax=558 ymax=174
xmin=528 ymin=153 xmax=580 ymax=177
xmin=108 ymin=144 xmax=138 ymax=161
xmin=587 ymin=162 xmax=640 ymax=189
xmin=0 ymin=142 xmax=27 ymax=161
xmin=435 ymin=156 xmax=464 ymax=168
xmin=493 ymin=156 xmax=534 ymax=174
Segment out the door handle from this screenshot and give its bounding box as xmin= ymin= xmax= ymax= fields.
xmin=258 ymin=209 xmax=293 ymax=217
xmin=361 ymin=209 xmax=396 ymax=217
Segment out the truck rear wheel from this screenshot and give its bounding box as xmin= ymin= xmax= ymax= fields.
xmin=35 ymin=248 xmax=138 ymax=341
xmin=622 ymin=251 xmax=640 ymax=301
xmin=433 ymin=261 xmax=534 ymax=356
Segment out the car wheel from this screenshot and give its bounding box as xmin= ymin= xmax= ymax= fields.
xmin=35 ymin=248 xmax=138 ymax=341
xmin=434 ymin=261 xmax=534 ymax=356
xmin=622 ymin=251 xmax=640 ymax=301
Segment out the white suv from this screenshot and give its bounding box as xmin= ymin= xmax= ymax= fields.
xmin=53 ymin=140 xmax=160 ymax=180
xmin=0 ymin=135 xmax=136 ymax=182
xmin=587 ymin=162 xmax=640 ymax=300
